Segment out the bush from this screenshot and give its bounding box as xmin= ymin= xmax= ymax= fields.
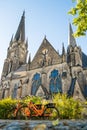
xmin=53 ymin=93 xmax=83 ymax=119
xmin=23 ymin=96 xmax=42 ymax=104
xmin=0 ymin=96 xmax=42 ymax=119
xmin=0 ymin=95 xmax=85 ymax=119
xmin=0 ymin=98 xmax=17 ymax=119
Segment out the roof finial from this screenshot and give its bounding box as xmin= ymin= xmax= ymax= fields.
xmin=22 ymin=10 xmax=25 ymax=17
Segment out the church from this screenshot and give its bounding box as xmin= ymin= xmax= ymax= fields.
xmin=0 ymin=12 xmax=87 ymax=101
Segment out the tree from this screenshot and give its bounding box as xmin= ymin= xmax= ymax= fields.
xmin=69 ymin=0 xmax=87 ymax=37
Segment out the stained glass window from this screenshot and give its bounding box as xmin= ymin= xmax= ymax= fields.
xmin=31 ymin=73 xmax=41 ymax=95
xmin=12 ymin=84 xmax=18 ymax=99
xmin=49 ymin=69 xmax=62 ymax=93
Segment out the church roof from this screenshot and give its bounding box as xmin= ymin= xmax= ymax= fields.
xmin=30 ymin=36 xmax=61 ymax=69
xmin=15 ymin=64 xmax=27 ymax=72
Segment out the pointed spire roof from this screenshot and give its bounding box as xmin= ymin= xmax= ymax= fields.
xmin=25 ymin=38 xmax=28 ymax=49
xmin=14 ymin=11 xmax=25 ymax=42
xmin=10 ymin=34 xmax=13 ymax=42
xmin=9 ymin=34 xmax=13 ymax=46
xmin=62 ymin=43 xmax=65 ymax=55
xmin=68 ymin=23 xmax=76 ymax=47
xmin=28 ymin=53 xmax=31 ymax=64
xmin=28 ymin=53 xmax=31 ymax=70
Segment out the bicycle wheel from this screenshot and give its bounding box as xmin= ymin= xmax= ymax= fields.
xmin=7 ymin=106 xmax=17 ymax=119
xmin=43 ymin=107 xmax=59 ymax=120
xmin=16 ymin=106 xmax=31 ymax=120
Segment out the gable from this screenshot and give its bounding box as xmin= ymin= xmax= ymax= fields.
xmin=36 ymin=85 xmax=45 ymax=97
xmin=30 ymin=37 xmax=61 ymax=69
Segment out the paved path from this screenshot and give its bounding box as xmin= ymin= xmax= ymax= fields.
xmin=0 ymin=119 xmax=87 ymax=130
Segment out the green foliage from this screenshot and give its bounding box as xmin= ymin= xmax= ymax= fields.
xmin=52 ymin=119 xmax=59 ymax=126
xmin=53 ymin=93 xmax=83 ymax=119
xmin=0 ymin=98 xmax=17 ymax=119
xmin=0 ymin=95 xmax=86 ymax=119
xmin=69 ymin=0 xmax=87 ymax=37
xmin=0 ymin=96 xmax=44 ymax=119
xmin=23 ymin=96 xmax=42 ymax=104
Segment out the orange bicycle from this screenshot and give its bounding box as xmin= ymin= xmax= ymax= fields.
xmin=7 ymin=101 xmax=26 ymax=119
xmin=16 ymin=101 xmax=59 ymax=120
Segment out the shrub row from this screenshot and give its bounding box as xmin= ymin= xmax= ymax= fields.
xmin=0 ymin=94 xmax=86 ymax=119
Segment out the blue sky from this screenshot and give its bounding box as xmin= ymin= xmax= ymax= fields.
xmin=0 ymin=0 xmax=87 ymax=76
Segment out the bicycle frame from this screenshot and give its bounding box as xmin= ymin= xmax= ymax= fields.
xmin=28 ymin=102 xmax=45 ymax=117
xmin=14 ymin=102 xmax=23 ymax=117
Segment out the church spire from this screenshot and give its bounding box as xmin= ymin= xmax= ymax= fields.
xmin=62 ymin=43 xmax=65 ymax=55
xmin=25 ymin=38 xmax=28 ymax=49
xmin=28 ymin=53 xmax=31 ymax=70
xmin=9 ymin=34 xmax=13 ymax=46
xmin=14 ymin=11 xmax=25 ymax=42
xmin=68 ymin=23 xmax=76 ymax=47
xmin=28 ymin=53 xmax=31 ymax=64
xmin=10 ymin=34 xmax=13 ymax=42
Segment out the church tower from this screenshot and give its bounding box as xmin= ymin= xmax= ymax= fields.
xmin=67 ymin=23 xmax=82 ymax=67
xmin=1 ymin=12 xmax=28 ymax=78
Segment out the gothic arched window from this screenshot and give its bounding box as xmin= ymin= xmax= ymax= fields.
xmin=31 ymin=73 xmax=41 ymax=95
xmin=49 ymin=69 xmax=62 ymax=93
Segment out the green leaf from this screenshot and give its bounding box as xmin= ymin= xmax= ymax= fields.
xmin=68 ymin=0 xmax=87 ymax=37
xmin=52 ymin=119 xmax=59 ymax=126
